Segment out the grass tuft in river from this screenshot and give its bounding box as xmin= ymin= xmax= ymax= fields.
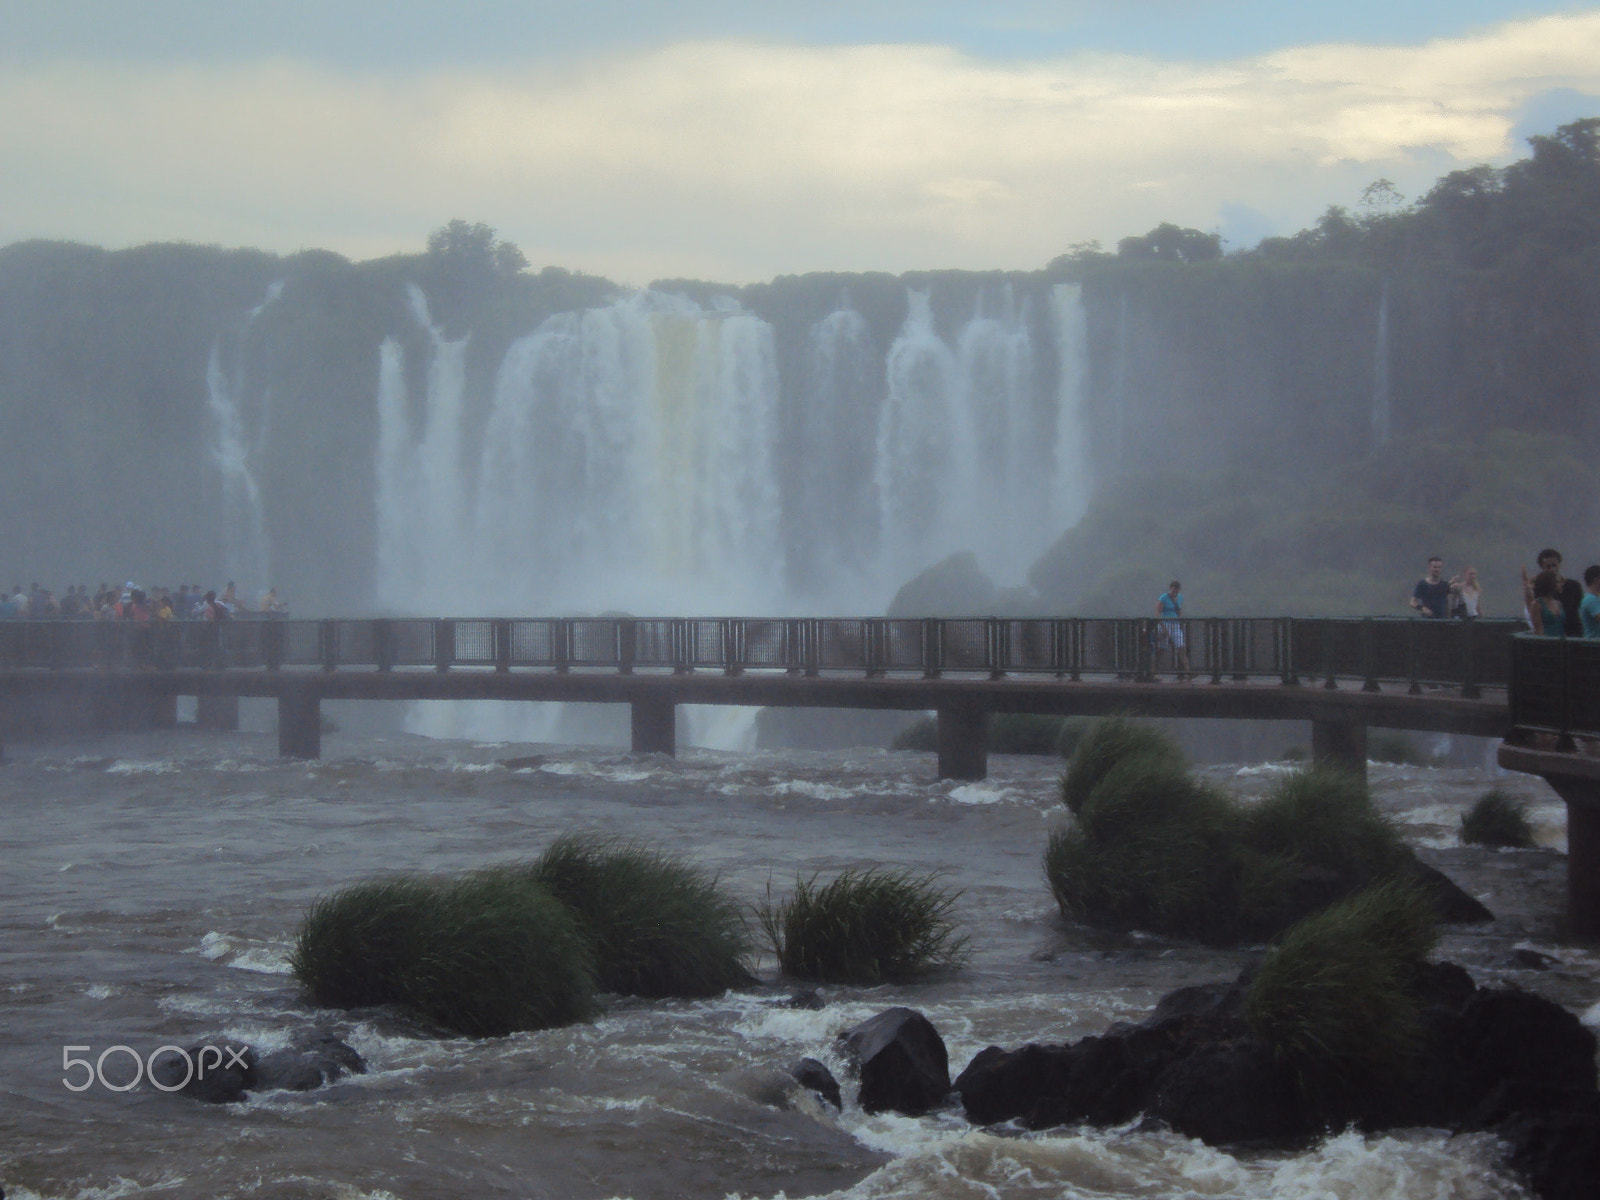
xmin=513 ymin=832 xmax=757 ymax=997
xmin=1047 ymin=723 xmax=1418 ymax=944
xmin=759 ymin=867 xmax=970 ymax=984
xmin=291 ymin=870 xmax=597 ymax=1036
xmin=1245 ymin=877 xmax=1440 ymax=1095
xmin=1459 ymin=787 xmax=1537 ymax=848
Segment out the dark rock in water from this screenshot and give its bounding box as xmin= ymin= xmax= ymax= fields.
xmin=790 ymin=1057 xmax=842 ymax=1109
xmin=785 ymin=990 xmax=826 ymax=1010
xmin=252 ymin=1033 xmax=366 ymax=1093
xmin=1510 ymin=947 xmax=1561 ymax=970
xmin=500 ymin=755 xmax=547 ymax=770
xmin=1499 ymin=1108 xmax=1600 ymax=1200
xmin=1146 ymin=1037 xmax=1306 ymax=1144
xmin=839 ymin=1007 xmax=950 ymax=1116
xmin=1404 ymin=858 xmax=1495 ymax=923
xmin=150 ymin=1033 xmax=364 ymax=1102
xmin=955 ymin=962 xmax=1600 ymax=1199
xmin=150 ymin=1041 xmax=257 ymax=1104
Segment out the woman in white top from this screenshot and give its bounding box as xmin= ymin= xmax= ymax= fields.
xmin=1451 ymin=567 xmax=1482 ymax=618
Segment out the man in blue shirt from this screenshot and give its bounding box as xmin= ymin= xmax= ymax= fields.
xmin=1410 ymin=556 xmax=1452 ymax=618
xmin=1581 ymin=566 xmax=1600 ymax=638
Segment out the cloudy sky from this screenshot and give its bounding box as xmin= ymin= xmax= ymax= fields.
xmin=2 ymin=1 xmax=1598 ymax=284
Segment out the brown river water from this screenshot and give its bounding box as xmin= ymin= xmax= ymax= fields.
xmin=1 ymin=719 xmax=1596 ymax=1200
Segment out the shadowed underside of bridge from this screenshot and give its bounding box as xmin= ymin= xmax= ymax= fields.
xmin=0 ymin=666 xmax=1508 ymax=779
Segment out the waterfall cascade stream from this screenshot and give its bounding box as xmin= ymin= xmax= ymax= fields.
xmin=369 ymin=283 xmax=1093 ymax=746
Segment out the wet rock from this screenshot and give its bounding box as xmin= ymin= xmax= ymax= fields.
xmin=150 ymin=1040 xmax=256 ymax=1104
xmin=785 ymin=990 xmax=825 ymax=1010
xmin=252 ymin=1033 xmax=366 ymax=1093
xmin=838 ymin=1007 xmax=950 ymax=1116
xmin=150 ymin=1033 xmax=364 ymax=1103
xmin=1510 ymin=948 xmax=1561 ymax=970
xmin=1500 ymin=1108 xmax=1600 ymax=1200
xmin=790 ymin=1057 xmax=842 ymax=1109
xmin=1404 ymin=859 xmax=1495 ymax=923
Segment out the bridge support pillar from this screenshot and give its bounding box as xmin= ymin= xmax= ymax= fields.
xmin=631 ymin=698 xmax=676 ymax=756
xmin=197 ymin=693 xmax=239 ymax=732
xmin=278 ymin=690 xmax=321 ymax=760
xmin=1543 ymin=778 xmax=1600 ymax=939
xmin=150 ymin=694 xmax=178 ymax=730
xmin=1311 ymin=718 xmax=1367 ymax=782
xmin=937 ymin=703 xmax=989 ymax=781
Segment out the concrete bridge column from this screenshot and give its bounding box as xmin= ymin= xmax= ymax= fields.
xmin=937 ymin=702 xmax=989 ymax=781
xmin=1542 ymin=777 xmax=1600 ymax=939
xmin=1311 ymin=718 xmax=1367 ymax=782
xmin=278 ymin=689 xmax=321 ymax=759
xmin=197 ymin=693 xmax=240 ymax=732
xmin=150 ymin=694 xmax=178 ymax=730
xmin=631 ymin=698 xmax=676 ymax=756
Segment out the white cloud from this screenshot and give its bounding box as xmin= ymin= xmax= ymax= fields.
xmin=2 ymin=13 xmax=1598 ymax=281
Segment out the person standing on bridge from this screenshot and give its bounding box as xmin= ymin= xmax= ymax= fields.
xmin=1581 ymin=566 xmax=1600 ymax=638
xmin=1155 ymin=580 xmax=1190 ymax=679
xmin=1409 ymin=556 xmax=1452 ymax=618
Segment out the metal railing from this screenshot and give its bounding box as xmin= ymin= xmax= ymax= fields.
xmin=1507 ymin=633 xmax=1600 ymax=747
xmin=0 ymin=616 xmax=1521 ymax=693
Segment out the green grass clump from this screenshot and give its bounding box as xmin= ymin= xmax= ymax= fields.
xmin=1241 ymin=766 xmax=1409 ymax=886
xmin=890 ymin=714 xmax=1091 ymax=757
xmin=1368 ymin=732 xmax=1437 ymax=766
xmin=989 ymin=714 xmax=1069 ymax=755
xmin=291 ymin=871 xmax=597 ymax=1037
xmin=518 ymin=833 xmax=756 ymax=998
xmin=1059 ymin=717 xmax=1186 ymax=814
xmin=760 ymin=867 xmax=969 ymax=984
xmin=1460 ymin=789 xmax=1536 ymax=848
xmin=889 ymin=717 xmax=939 ymax=752
xmin=1047 ymin=755 xmax=1244 ymax=941
xmin=1245 ymin=878 xmax=1440 ymax=1094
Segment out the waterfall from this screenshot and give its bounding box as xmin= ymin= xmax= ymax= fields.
xmin=1371 ymin=283 xmax=1392 ymax=447
xmin=1051 ymin=283 xmax=1092 ymax=529
xmin=375 ymin=281 xmax=1090 ymax=746
xmin=203 ymin=281 xmax=282 ymax=598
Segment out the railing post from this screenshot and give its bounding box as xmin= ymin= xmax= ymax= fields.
xmin=264 ymin=617 xmax=284 ymax=671
xmin=1362 ymin=618 xmax=1381 ymax=692
xmin=724 ymin=618 xmax=743 ymax=677
xmin=785 ymin=619 xmax=803 ymax=675
xmin=1231 ymin=619 xmax=1248 ymax=682
xmin=372 ymin=619 xmax=392 ymax=672
xmin=1407 ymin=620 xmax=1422 ymax=696
xmin=1459 ymin=618 xmax=1480 ymax=700
xmin=922 ymin=618 xmax=941 ymax=679
xmin=1136 ymin=618 xmax=1154 ymax=682
xmin=803 ymin=618 xmax=820 ymax=678
xmin=1280 ymin=618 xmax=1300 ymax=686
xmin=1322 ymin=619 xmax=1338 ymax=690
xmin=433 ymin=619 xmax=454 ymax=672
xmin=555 ymin=619 xmax=572 ymax=674
xmin=1069 ymin=617 xmax=1083 ymax=683
xmin=988 ymin=617 xmax=1006 ymax=680
xmin=1558 ymin=631 xmax=1575 ymax=751
xmin=617 ymin=619 xmax=634 ymax=675
xmin=494 ymin=619 xmax=512 ymax=673
xmin=318 ymin=620 xmax=337 ymax=673
xmin=1208 ymin=618 xmax=1222 ymax=685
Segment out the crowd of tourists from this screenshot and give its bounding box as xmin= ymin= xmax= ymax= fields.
xmin=0 ymin=581 xmax=288 ymax=622
xmin=1410 ymin=547 xmax=1600 ymax=638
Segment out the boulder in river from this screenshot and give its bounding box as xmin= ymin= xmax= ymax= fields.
xmin=838 ymin=1007 xmax=950 ymax=1116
